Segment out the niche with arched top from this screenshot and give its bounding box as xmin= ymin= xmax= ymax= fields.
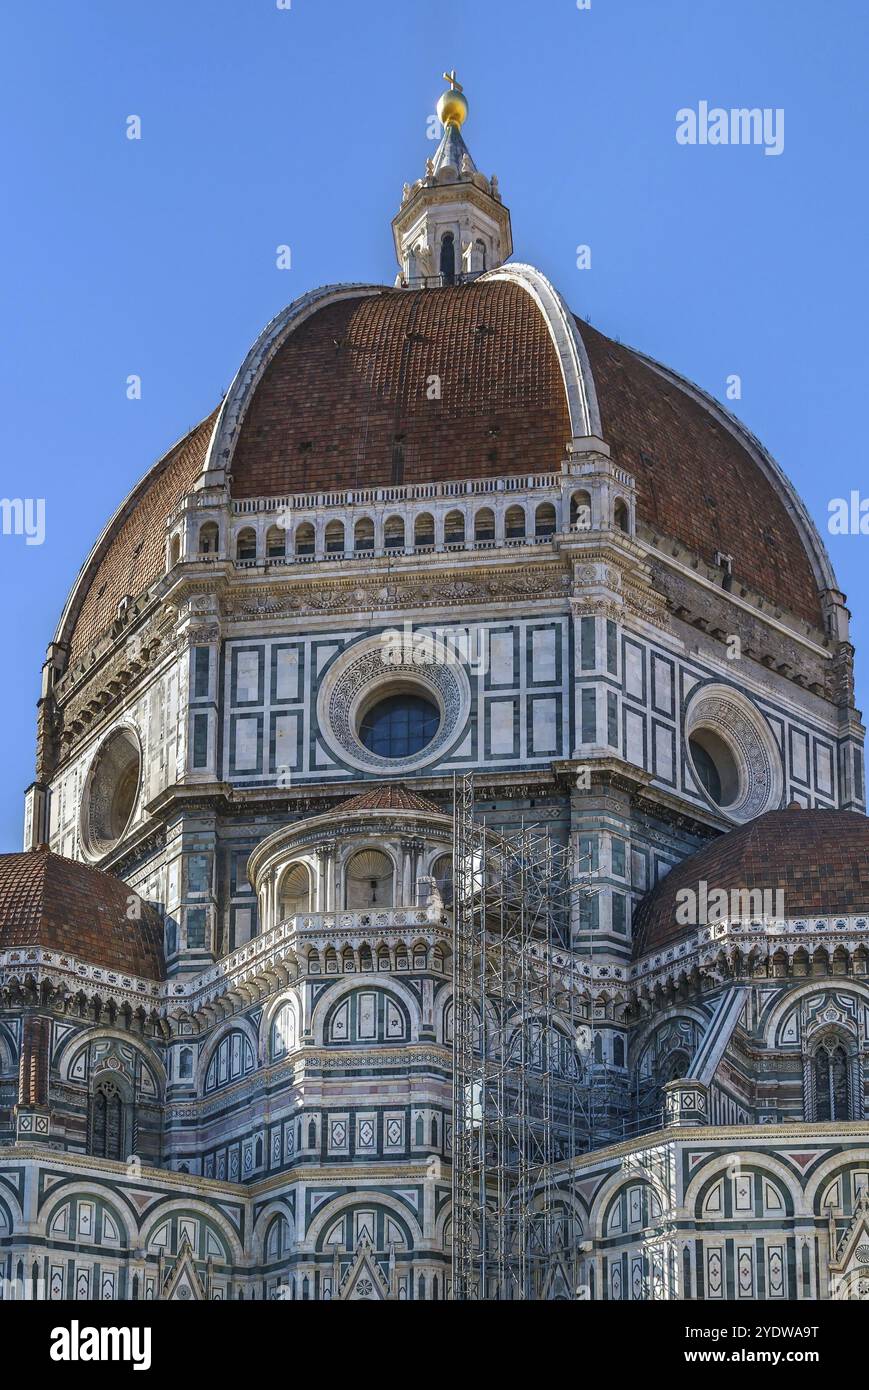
xmin=294 ymin=522 xmax=315 ymax=557
xmin=444 ymin=510 xmax=465 ymax=546
xmin=505 ymin=505 xmax=526 ymax=539
xmin=414 ymin=513 xmax=435 ymax=548
xmin=278 ymin=862 xmax=313 ymax=919
xmin=570 ymin=490 xmax=592 ymax=531
xmin=266 ymin=525 xmax=286 ymax=560
xmin=474 ymin=507 xmax=495 ymax=543
xmin=354 ymin=517 xmax=375 ymax=552
xmin=440 ymin=232 xmax=456 ymax=285
xmin=345 ymin=849 xmax=395 ymax=910
xmin=198 ymin=520 xmax=219 ymax=555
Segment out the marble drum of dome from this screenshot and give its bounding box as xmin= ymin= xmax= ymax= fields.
xmin=684 ymin=682 xmax=784 ymax=823
xmin=316 ymin=633 xmax=472 ymax=774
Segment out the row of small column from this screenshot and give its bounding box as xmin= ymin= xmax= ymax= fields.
xmin=259 ymin=838 xmax=430 ymax=929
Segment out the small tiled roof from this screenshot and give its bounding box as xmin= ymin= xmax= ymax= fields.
xmin=336 ymin=784 xmax=445 ymax=816
xmin=632 ymin=809 xmax=869 ymax=959
xmin=0 ymin=846 xmax=165 ymax=979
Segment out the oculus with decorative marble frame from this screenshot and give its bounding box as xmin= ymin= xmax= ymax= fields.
xmin=684 ymin=682 xmax=784 ymax=823
xmin=316 ymin=633 xmax=472 ymax=774
xmin=79 ymin=724 xmax=142 ymax=859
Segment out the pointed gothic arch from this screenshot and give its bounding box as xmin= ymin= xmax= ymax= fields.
xmin=88 ymin=1074 xmax=129 ymax=1160
xmin=811 ymin=1030 xmax=857 ymax=1121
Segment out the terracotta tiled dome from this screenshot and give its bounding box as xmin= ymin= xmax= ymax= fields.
xmin=336 ymin=784 xmax=444 ymax=816
xmin=579 ymin=321 xmax=823 ymax=628
xmin=632 ymin=809 xmax=869 ymax=959
xmin=0 ymin=845 xmax=165 ymax=979
xmin=230 ymin=283 xmax=571 ymax=497
xmin=65 ymin=412 xmax=218 ymax=665
xmin=60 ymin=279 xmax=826 ymax=665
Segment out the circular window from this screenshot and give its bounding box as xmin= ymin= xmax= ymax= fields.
xmin=684 ymin=684 xmax=783 ymax=823
xmin=316 ymin=634 xmax=471 ymax=774
xmin=82 ymin=726 xmax=142 ymax=857
xmin=688 ymin=731 xmax=739 ymax=808
xmin=359 ymin=691 xmax=440 ymax=760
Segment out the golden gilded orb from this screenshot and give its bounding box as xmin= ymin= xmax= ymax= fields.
xmin=437 ymin=69 xmax=468 ymax=128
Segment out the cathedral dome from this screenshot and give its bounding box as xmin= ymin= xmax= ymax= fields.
xmin=0 ymin=845 xmax=165 ymax=979
xmin=225 ymin=282 xmax=826 ymax=641
xmin=228 ymin=282 xmax=571 ymax=499
xmin=632 ymin=808 xmax=869 ymax=959
xmin=57 ymin=274 xmax=830 ymax=671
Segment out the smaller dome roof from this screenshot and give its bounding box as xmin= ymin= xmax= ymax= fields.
xmin=0 ymin=846 xmax=165 ymax=979
xmin=337 ymin=784 xmax=444 ymax=816
xmin=632 ymin=809 xmax=869 ymax=959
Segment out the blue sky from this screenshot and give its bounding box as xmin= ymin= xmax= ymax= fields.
xmin=1 ymin=0 xmax=867 ymax=850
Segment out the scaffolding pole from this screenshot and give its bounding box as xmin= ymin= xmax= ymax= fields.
xmin=451 ymin=774 xmax=595 ymax=1300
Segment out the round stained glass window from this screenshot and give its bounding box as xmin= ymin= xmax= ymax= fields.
xmin=358 ymin=693 xmax=440 ymax=760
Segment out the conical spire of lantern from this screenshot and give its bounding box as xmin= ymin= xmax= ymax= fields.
xmin=391 ymin=71 xmax=512 ymax=286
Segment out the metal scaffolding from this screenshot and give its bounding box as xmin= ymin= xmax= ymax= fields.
xmin=450 ymin=774 xmax=604 ymax=1300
